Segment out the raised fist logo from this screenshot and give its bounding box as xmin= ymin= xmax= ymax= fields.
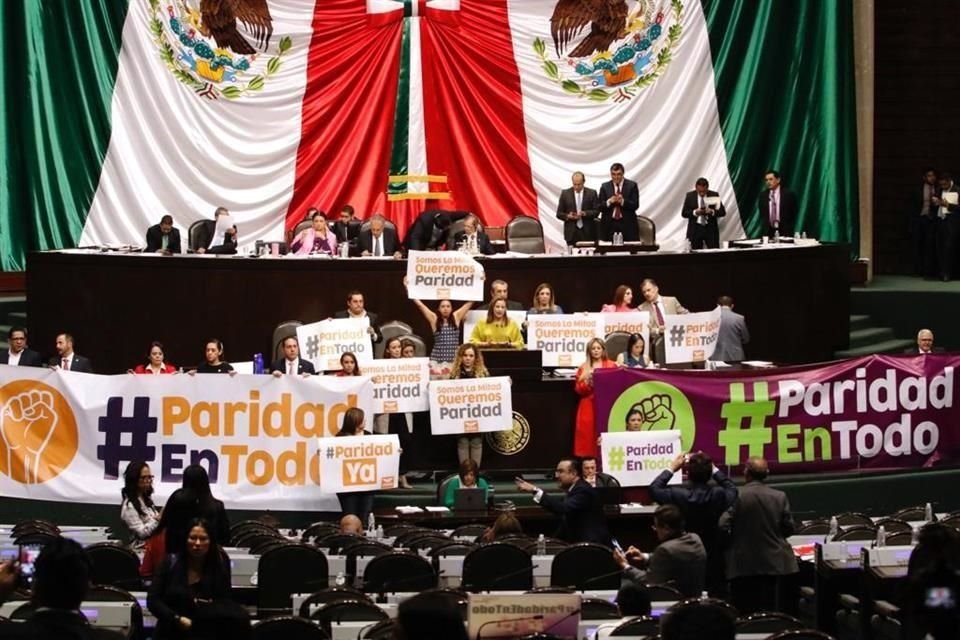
xmin=633 ymin=394 xmax=677 ymax=432
xmin=0 ymin=381 xmax=78 ymax=484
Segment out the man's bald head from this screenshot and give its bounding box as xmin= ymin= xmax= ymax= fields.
xmin=745 ymin=457 xmax=769 ymax=481
xmin=339 ymin=514 xmax=363 ymax=535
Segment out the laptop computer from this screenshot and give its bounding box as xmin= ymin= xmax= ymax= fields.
xmin=453 ymin=488 xmax=486 ymax=511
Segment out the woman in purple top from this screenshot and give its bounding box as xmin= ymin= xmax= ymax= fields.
xmin=291 ymin=209 xmax=338 ymax=256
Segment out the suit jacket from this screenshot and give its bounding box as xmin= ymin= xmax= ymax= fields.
xmin=758 ymin=187 xmax=799 ymax=237
xmin=649 ymin=468 xmax=737 ymax=555
xmin=902 ymin=346 xmax=945 ymax=354
xmin=681 ymin=190 xmax=726 ymax=241
xmin=452 ymin=230 xmax=494 ymax=255
xmin=333 ymin=219 xmax=362 ymax=245
xmin=638 ymin=296 xmax=688 ymax=333
xmin=537 ymin=479 xmax=610 ymax=545
xmin=624 ymin=532 xmax=707 ymax=597
xmin=0 ymin=348 xmax=43 ymax=366
xmin=269 ymin=357 xmax=317 ymax=375
xmin=598 ymin=179 xmax=640 ymax=221
xmin=49 ymin=354 xmax=94 ymax=373
xmin=145 ymin=224 xmax=182 ymax=254
xmin=332 ymin=310 xmax=383 ymax=344
xmin=197 ymin=219 xmax=237 ymax=252
xmin=0 ymin=609 xmax=125 ymax=640
xmin=358 ymin=228 xmax=401 ymax=256
xmin=478 ymin=299 xmax=525 ymax=311
xmin=719 ymin=480 xmax=798 ymax=579
xmin=555 ymin=187 xmax=600 ymax=243
xmin=404 ymin=210 xmax=470 ymax=251
xmin=712 ymin=307 xmax=750 ymax=362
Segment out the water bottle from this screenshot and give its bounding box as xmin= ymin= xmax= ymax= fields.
xmin=828 ymin=516 xmax=839 ymax=540
xmin=773 ymin=229 xmax=780 ymax=243
xmin=700 ymin=591 xmax=709 ymax=601
xmin=876 ymin=525 xmax=886 ymax=547
xmin=253 ymin=353 xmax=264 ymax=374
xmin=911 ymin=526 xmax=920 ymax=545
xmin=684 ymin=239 xmax=692 ymax=254
xmin=335 ymin=571 xmax=346 ymax=587
xmin=794 ymin=231 xmax=800 ymax=241
xmin=801 ymin=231 xmax=807 ymax=240
xmin=339 ymin=241 xmax=349 ymax=258
xmin=367 ymin=512 xmax=376 ymax=536
xmin=536 ymin=533 xmax=546 ymax=556
xmin=616 ymin=231 xmax=623 ymax=246
xmin=376 ymin=524 xmax=384 ymax=539
xmin=925 ymin=502 xmax=934 ymax=522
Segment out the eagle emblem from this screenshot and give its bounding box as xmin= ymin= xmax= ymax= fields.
xmin=148 ymin=0 xmax=292 ymax=100
xmin=534 ymin=0 xmax=684 ymax=103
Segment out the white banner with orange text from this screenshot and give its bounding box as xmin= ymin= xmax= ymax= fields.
xmin=362 ymin=358 xmax=430 ymax=413
xmin=429 ymin=377 xmax=513 ymax=435
xmin=318 ymin=434 xmax=400 ymax=494
xmin=0 ymin=366 xmax=373 ymax=510
xmin=405 ymin=250 xmax=484 ymax=301
xmin=297 ymin=317 xmax=374 ymax=371
xmin=525 ymin=314 xmax=603 ymax=367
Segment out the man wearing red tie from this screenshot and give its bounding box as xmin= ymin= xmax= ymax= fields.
xmin=758 ymin=169 xmax=798 ymax=237
xmin=50 ymin=333 xmax=94 ymax=373
xmin=598 ymin=163 xmax=640 ymax=242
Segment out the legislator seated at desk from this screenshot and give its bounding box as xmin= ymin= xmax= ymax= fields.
xmin=50 ymin=333 xmax=94 ymax=373
xmin=290 ymin=210 xmax=337 ymax=256
xmin=194 ymin=207 xmax=237 ymax=255
xmin=404 ymin=210 xmax=469 ymax=251
xmin=358 ymin=214 xmax=402 ymax=258
xmin=450 ymin=214 xmax=494 ymax=255
xmin=332 ymin=205 xmax=361 ymax=248
xmin=145 ymin=214 xmax=182 ymax=255
xmin=270 ymin=336 xmax=316 ymax=376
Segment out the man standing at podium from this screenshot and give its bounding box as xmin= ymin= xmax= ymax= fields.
xmin=598 ymin=163 xmax=640 ymax=241
xmin=556 ymin=171 xmax=598 ymax=245
xmin=758 ymin=170 xmax=798 ymax=237
xmin=681 ymin=178 xmax=726 ymax=249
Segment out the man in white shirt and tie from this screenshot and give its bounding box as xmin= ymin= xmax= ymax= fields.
xmin=0 ymin=327 xmax=43 ymax=367
xmin=758 ymin=169 xmax=798 ymax=237
xmin=269 ymin=336 xmax=316 ymax=376
xmin=360 ymin=214 xmax=403 ymax=258
xmin=638 ymin=278 xmax=689 ymax=365
xmin=555 ymin=171 xmax=599 ymax=245
xmin=49 ymin=333 xmax=94 ymax=373
xmin=681 ymin=177 xmax=727 ymax=249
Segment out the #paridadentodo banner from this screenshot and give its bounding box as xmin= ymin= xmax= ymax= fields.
xmin=297 ymin=317 xmax=373 ymax=371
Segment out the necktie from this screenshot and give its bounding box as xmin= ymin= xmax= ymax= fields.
xmin=654 ymin=301 xmax=665 ymax=327
xmin=375 ymin=236 xmax=382 ymax=256
xmin=698 ymin=196 xmax=706 ymax=225
xmin=62 ymin=357 xmax=69 ymax=371
xmin=770 ymin=193 xmax=779 ymax=228
xmin=613 ymin=184 xmax=622 ymax=220
xmin=288 ymin=361 xmax=294 ymax=375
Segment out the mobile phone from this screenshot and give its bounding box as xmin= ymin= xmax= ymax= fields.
xmin=611 ymin=538 xmax=623 ymax=553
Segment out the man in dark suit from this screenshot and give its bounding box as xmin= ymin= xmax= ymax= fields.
xmin=404 ymin=210 xmax=470 ymax=251
xmin=144 ymin=214 xmax=182 ymax=254
xmin=270 ymin=336 xmax=317 ymax=376
xmin=597 ymin=163 xmax=640 ymax=241
xmin=719 ymin=457 xmax=798 ymax=615
xmin=195 ymin=207 xmax=237 ymax=254
xmin=50 ymin=333 xmax=93 ymax=373
xmin=451 ymin=214 xmax=494 ymax=255
xmin=681 ymin=177 xmax=726 ymax=249
xmin=581 ymin=456 xmax=616 ymax=488
xmin=332 ymin=290 xmax=383 ymax=344
xmin=0 ymin=327 xmax=43 ymax=367
xmin=615 ymin=505 xmax=707 ymax=598
xmin=649 ymin=452 xmax=737 ymax=596
xmin=358 ymin=214 xmax=402 ymax=258
xmin=758 ymin=169 xmax=799 ymax=237
xmin=555 ymin=171 xmax=599 ymax=245
xmin=904 ymin=328 xmax=945 ymax=354
xmin=515 ymin=457 xmax=610 ymax=545
xmin=932 ymin=173 xmax=960 ymax=281
xmin=712 ymin=296 xmax=750 ymax=362
xmin=0 ymin=537 xmax=125 ymax=639
xmin=912 ymin=168 xmax=939 ymax=277
xmin=478 ymin=279 xmax=524 ymax=311
xmin=333 ymin=205 xmax=362 ymax=249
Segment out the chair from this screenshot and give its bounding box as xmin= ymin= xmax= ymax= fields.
xmin=551 ymin=543 xmax=620 ymax=589
xmin=301 ymin=522 xmax=340 ymax=544
xmin=359 ymin=619 xmax=399 ymax=639
xmin=609 ymin=615 xmax=659 ymax=636
xmin=383 ymin=524 xmax=418 ymax=538
xmin=375 ymin=320 xmax=413 ymax=358
xmin=9 ymin=602 xmax=37 ymax=621
xmin=257 ymin=544 xmax=329 ymax=616
xmin=251 ymin=539 xmax=290 ymax=556
xmin=874 ymin=517 xmax=912 ymax=533
xmin=834 ymin=592 xmax=861 ymax=640
xmin=297 ymin=588 xmax=372 ymax=618
xmin=272 ymin=320 xmax=303 ymax=362
xmin=87 ymin=585 xmax=144 ymax=640
xmin=767 ymin=631 xmax=837 ymax=640
xmin=736 ymin=612 xmax=804 ymax=634
xmin=641 ymin=583 xmax=683 ymax=603
xmin=892 ymin=506 xmax=930 ymax=522
xmin=402 ymin=333 xmax=428 ymax=357
xmin=251 ymin=616 xmax=328 ymax=640
xmin=581 ymin=597 xmax=621 ymax=620
xmin=870 ymin=600 xmax=901 ymax=640
xmin=636 ymin=216 xmax=656 ymax=245
xmin=359 ymin=219 xmax=398 ymax=235
xmin=452 ymin=524 xmax=489 ymax=539
xmin=834 ymin=512 xmax=873 ymax=527
xmin=526 ymin=586 xmax=575 ymax=594
xmin=448 ymin=217 xmax=468 ymax=242
xmin=362 ymin=552 xmax=436 ymax=593
xmin=12 ymin=520 xmax=59 ymax=537
xmin=462 ymin=542 xmax=533 ymax=591
xmin=401 ymin=588 xmax=469 ymax=620
xmin=940 ymin=515 xmax=960 ymax=531
xmin=885 ymin=531 xmax=914 ymax=546
xmin=834 ymin=526 xmax=878 ymax=541
xmin=188 ymin=220 xmax=207 ymax=252
xmin=13 ymin=531 xmax=58 ymax=546
xmin=231 ymin=519 xmax=277 ymax=537
xmin=406 ymin=535 xmax=451 ymax=553
xmin=84 ymin=543 xmax=143 ymax=591
xmin=392 ymin=529 xmax=437 ymax=548
xmin=317 ymin=533 xmax=365 ymax=554
xmin=311 ymin=599 xmax=389 ymax=637
xmin=292 ymin=219 xmax=314 ymax=239
xmin=604 ymin=331 xmax=631 ymax=360
xmin=430 ymin=542 xmax=476 ymax=558
xmin=796 ymin=520 xmax=831 ymax=535
xmin=343 ymin=541 xmax=391 ymax=578
xmin=505 ymin=215 xmax=545 ymax=254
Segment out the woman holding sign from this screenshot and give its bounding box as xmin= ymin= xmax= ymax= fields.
xmin=334 ymin=408 xmax=375 ymax=522
xmin=469 ymin=298 xmax=524 ymax=349
xmin=450 ymin=344 xmax=489 ymax=465
xmin=616 ymin=334 xmax=650 ymax=368
xmin=574 ymin=338 xmax=616 ymax=457
xmin=405 ymin=277 xmax=474 ymax=363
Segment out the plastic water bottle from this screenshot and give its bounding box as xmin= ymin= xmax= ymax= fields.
xmin=536 ymin=534 xmax=546 ymax=556
xmin=801 ymin=231 xmax=807 ymax=240
xmin=367 ymin=512 xmax=376 ymax=536
xmin=876 ymin=525 xmax=886 ymax=547
xmin=829 ymin=516 xmax=839 ymax=540
xmin=911 ymin=526 xmax=920 ymax=545
xmin=253 ymin=353 xmax=264 ymax=374
xmin=684 ymin=239 xmax=692 ymax=253
xmin=339 ymin=242 xmax=349 ymax=258
xmin=773 ymin=229 xmax=780 ymax=243
xmin=700 ymin=591 xmax=709 ymax=601
xmin=925 ymin=502 xmax=934 ymax=522
xmin=376 ymin=524 xmax=384 ymax=539
xmin=335 ymin=571 xmax=346 ymax=587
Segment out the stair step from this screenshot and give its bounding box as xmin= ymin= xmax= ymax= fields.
xmin=848 ymin=326 xmax=896 ymax=349
xmin=849 ymin=314 xmax=872 ymax=331
xmin=835 ymin=339 xmax=915 ymax=359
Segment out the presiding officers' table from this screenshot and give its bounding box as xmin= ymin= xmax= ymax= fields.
xmin=26 ymin=243 xmax=849 ymax=374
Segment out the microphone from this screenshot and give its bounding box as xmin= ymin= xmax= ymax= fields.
xmin=541 ymin=607 xmax=582 ymax=635
xmin=566 ymin=568 xmax=624 ymax=591
xmin=475 ymin=614 xmax=545 ymax=640
xmin=462 ymin=564 xmax=534 ymax=592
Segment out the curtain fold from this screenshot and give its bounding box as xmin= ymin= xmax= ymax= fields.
xmin=702 ymin=0 xmax=859 ymax=254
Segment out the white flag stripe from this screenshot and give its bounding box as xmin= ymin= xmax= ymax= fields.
xmin=407 ymin=19 xmax=429 ymax=193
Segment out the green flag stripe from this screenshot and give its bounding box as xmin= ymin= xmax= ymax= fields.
xmin=387 ymin=18 xmax=412 ymax=195
xmin=0 ymin=0 xmax=129 ymax=270
xmin=702 ymin=0 xmax=859 ymax=256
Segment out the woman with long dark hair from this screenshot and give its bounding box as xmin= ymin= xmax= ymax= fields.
xmin=181 ymin=464 xmax=230 ymax=547
xmin=405 ymin=276 xmax=474 ymax=363
xmin=120 ymin=461 xmax=160 ymax=550
xmin=336 ymin=351 xmax=362 ymax=376
xmin=335 ymin=408 xmax=376 ymax=522
xmin=131 ymin=341 xmax=177 ymax=374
